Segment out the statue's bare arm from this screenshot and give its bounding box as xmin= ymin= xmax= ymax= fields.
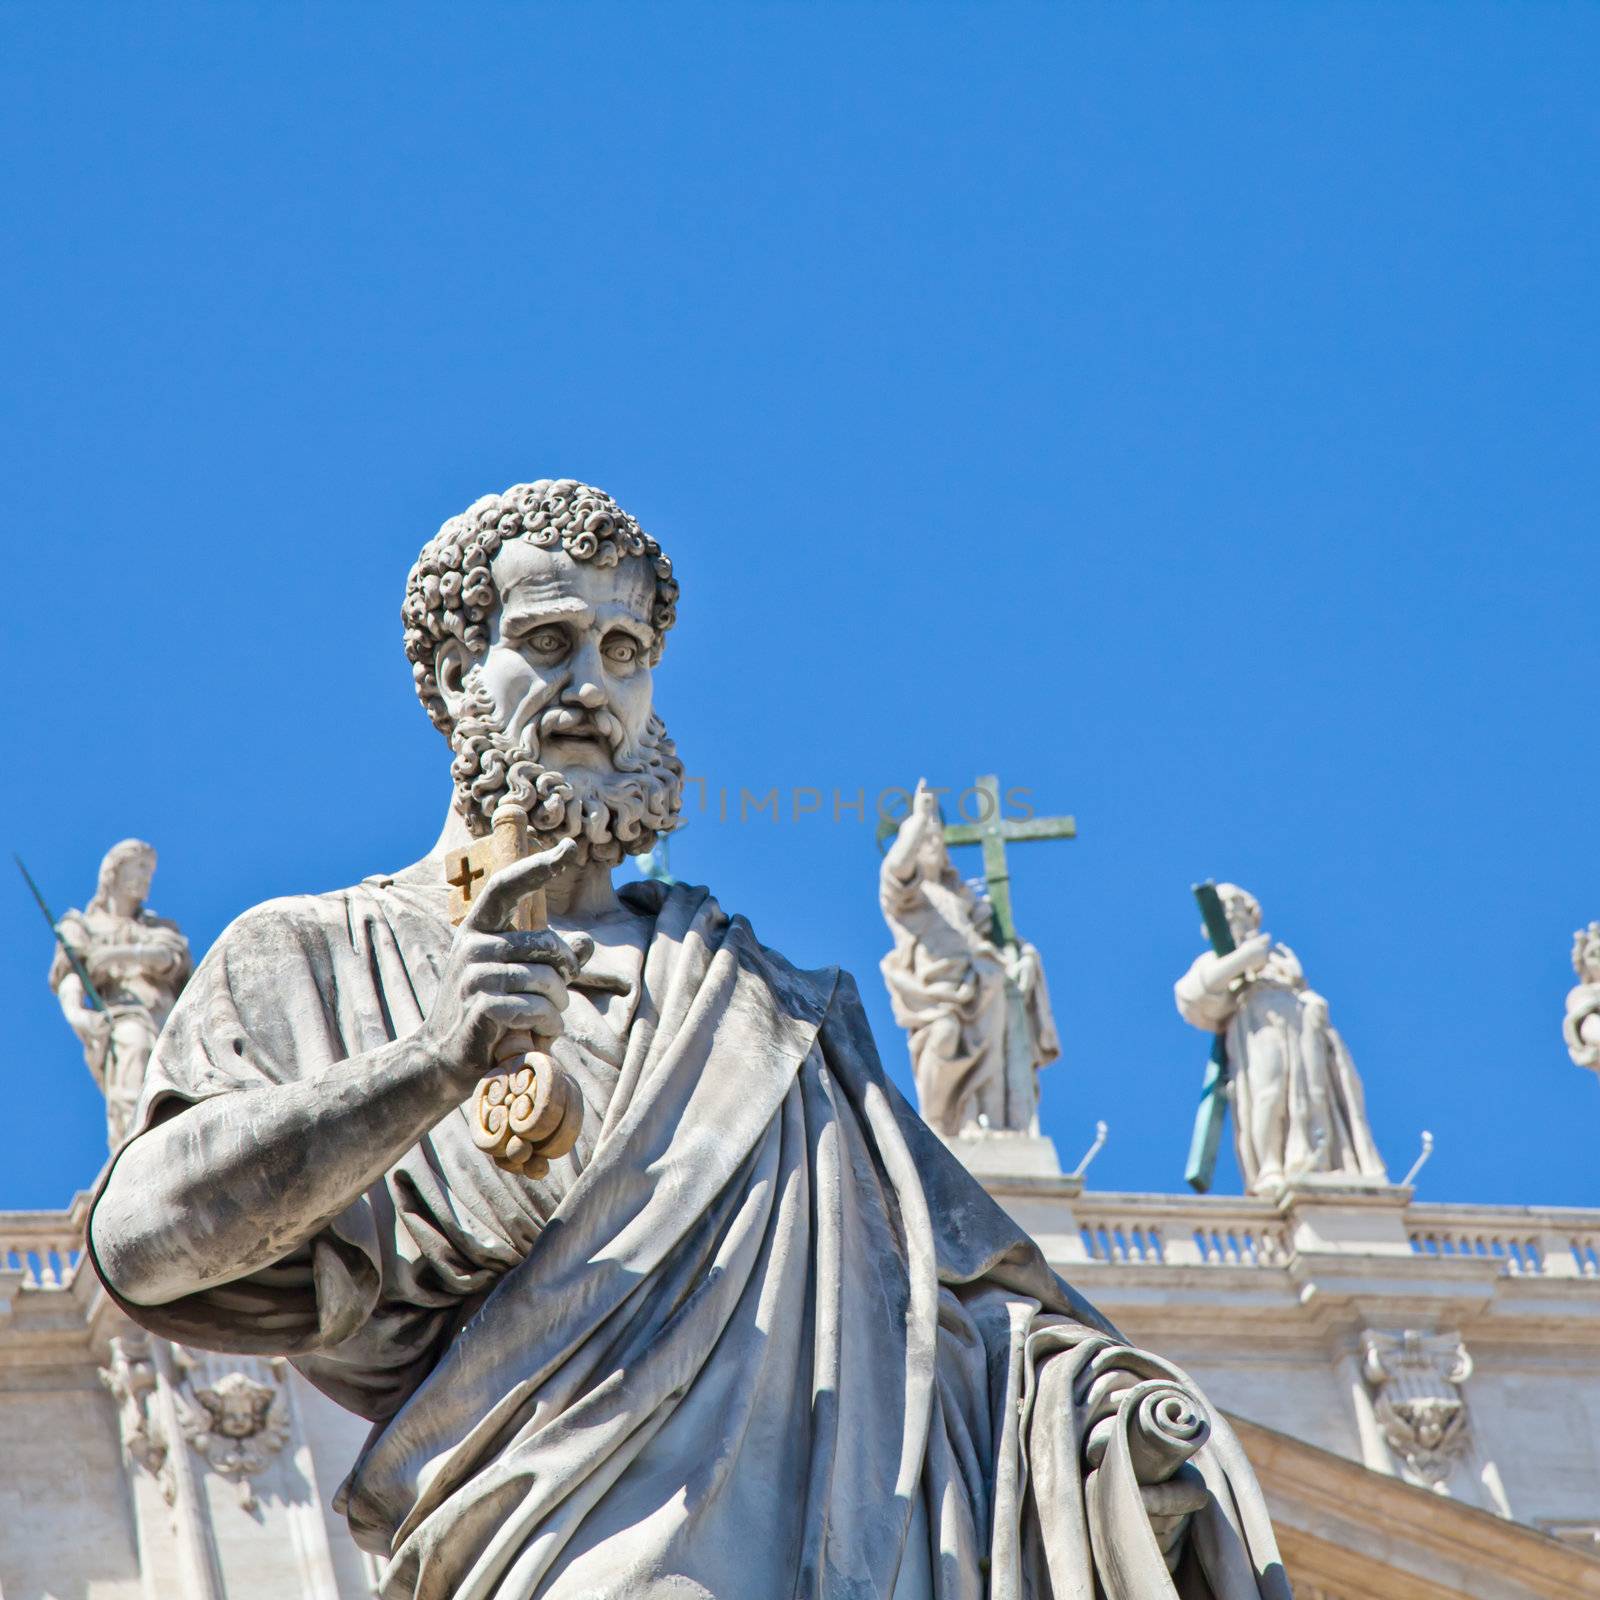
xmin=91 ymin=843 xmax=588 ymax=1309
xmin=1198 ymin=933 xmax=1274 ymax=992
xmin=880 ymin=781 xmax=943 ymax=897
xmin=54 ymin=969 xmax=108 ymax=1047
xmin=1575 ymin=987 xmax=1600 ymax=1050
xmin=1174 ymin=933 xmax=1273 ymax=1030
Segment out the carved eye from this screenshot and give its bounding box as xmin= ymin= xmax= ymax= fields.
xmin=524 ymin=627 xmax=568 ymax=657
xmin=602 ymin=634 xmax=638 ymax=666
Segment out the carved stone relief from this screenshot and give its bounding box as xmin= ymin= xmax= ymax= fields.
xmin=99 ymin=1335 xmax=174 ymax=1504
xmin=174 ymin=1352 xmax=292 ymax=1510
xmin=1361 ymin=1329 xmax=1474 ymax=1488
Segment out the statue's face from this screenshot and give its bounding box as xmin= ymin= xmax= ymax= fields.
xmin=1217 ymin=887 xmax=1261 ymax=945
xmin=471 ymin=541 xmax=658 ymax=773
xmin=435 ymin=541 xmax=681 ymax=859
xmin=199 ymin=1374 xmax=271 ymax=1439
xmin=114 ymin=854 xmax=154 ymax=905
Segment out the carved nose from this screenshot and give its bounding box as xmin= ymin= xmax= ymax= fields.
xmin=566 ymin=680 xmax=606 ymax=710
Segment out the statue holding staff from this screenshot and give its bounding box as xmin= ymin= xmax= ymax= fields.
xmin=45 ymin=840 xmax=192 ymax=1149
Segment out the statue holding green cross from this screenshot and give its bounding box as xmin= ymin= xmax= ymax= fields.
xmin=1176 ymin=880 xmax=1389 ymax=1195
xmin=878 ymin=777 xmax=1073 ymax=1136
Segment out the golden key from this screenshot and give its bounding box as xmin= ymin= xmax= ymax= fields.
xmin=445 ymin=804 xmax=583 ymax=1178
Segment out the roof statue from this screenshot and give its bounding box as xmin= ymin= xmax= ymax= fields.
xmin=879 ymin=779 xmax=1062 ymax=1137
xmin=42 ymin=840 xmax=192 ymax=1150
xmin=1175 ymin=882 xmax=1387 ymax=1196
xmin=89 ymin=479 xmax=1288 ymax=1599
xmin=1565 ymin=921 xmax=1600 ymax=1072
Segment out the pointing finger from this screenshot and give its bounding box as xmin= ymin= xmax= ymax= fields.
xmin=465 ymin=839 xmax=581 ymax=933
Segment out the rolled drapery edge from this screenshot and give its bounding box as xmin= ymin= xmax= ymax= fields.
xmin=1133 ymin=1380 xmax=1210 ymax=1483
xmin=1015 ymin=1326 xmax=1289 ymax=1598
xmin=1078 ymin=1339 xmax=1209 ymax=1461
xmin=1086 ymin=1400 xmax=1190 ymax=1595
xmin=1081 ymin=1377 xmax=1210 ymax=1581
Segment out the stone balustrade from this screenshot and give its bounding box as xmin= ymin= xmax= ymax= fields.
xmin=6 ymin=1189 xmax=1600 ymax=1294
xmin=1073 ymin=1193 xmax=1290 ymax=1268
xmin=0 ymin=1192 xmax=89 ymax=1289
xmin=1406 ymin=1203 xmax=1600 ymax=1279
xmin=1056 ymin=1189 xmax=1600 ymax=1279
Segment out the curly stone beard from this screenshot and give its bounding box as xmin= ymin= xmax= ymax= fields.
xmin=448 ymin=676 xmax=683 ymax=866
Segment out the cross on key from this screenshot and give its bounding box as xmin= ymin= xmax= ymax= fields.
xmin=446 ymin=856 xmax=486 ymax=904
xmin=942 ymin=773 xmax=1076 ymax=948
xmin=444 ymin=807 xmax=540 ymax=931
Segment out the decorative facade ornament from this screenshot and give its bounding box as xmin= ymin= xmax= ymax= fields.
xmin=174 ymin=1355 xmax=291 ymax=1510
xmin=1564 ymin=922 xmax=1600 ymax=1071
xmin=1361 ymin=1329 xmax=1474 ymax=1488
xmin=99 ymin=1335 xmax=174 ymax=1504
xmin=48 ymin=840 xmax=192 ymax=1149
xmin=879 ymin=781 xmax=1060 ymax=1135
xmin=1175 ymin=883 xmax=1387 ymax=1195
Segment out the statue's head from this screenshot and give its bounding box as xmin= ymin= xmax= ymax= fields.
xmin=91 ymin=840 xmax=156 ymax=914
xmin=402 ymin=481 xmax=683 ymax=865
xmin=1574 ymin=922 xmax=1600 ymax=984
xmin=963 ymin=878 xmax=998 ymax=943
xmin=1214 ymin=882 xmax=1262 ymax=946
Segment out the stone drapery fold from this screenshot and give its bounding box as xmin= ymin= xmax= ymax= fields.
xmin=94 ymin=878 xmax=1287 ymax=1600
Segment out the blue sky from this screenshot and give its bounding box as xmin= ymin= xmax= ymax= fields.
xmin=3 ymin=4 xmax=1596 ymax=1211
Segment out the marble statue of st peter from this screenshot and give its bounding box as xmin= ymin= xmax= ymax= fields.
xmin=90 ymin=482 xmax=1287 ymax=1600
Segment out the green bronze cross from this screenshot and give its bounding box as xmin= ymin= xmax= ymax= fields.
xmin=1184 ymin=880 xmax=1235 ymax=1193
xmin=942 ymin=774 xmax=1076 ymax=948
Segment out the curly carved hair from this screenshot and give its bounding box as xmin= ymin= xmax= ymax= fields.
xmin=402 ymin=479 xmax=679 ymax=738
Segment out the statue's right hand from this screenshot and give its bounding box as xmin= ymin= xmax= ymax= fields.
xmin=417 ymin=840 xmax=594 ymax=1087
xmin=893 ymin=780 xmax=940 ymax=842
xmin=68 ymin=1005 xmax=113 ymax=1046
xmin=1198 ymin=932 xmax=1273 ymax=994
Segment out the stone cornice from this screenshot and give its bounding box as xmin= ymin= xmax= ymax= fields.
xmin=1231 ymin=1414 xmax=1600 ymax=1599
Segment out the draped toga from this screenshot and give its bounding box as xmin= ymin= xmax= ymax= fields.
xmin=93 ymin=876 xmax=1288 ymax=1600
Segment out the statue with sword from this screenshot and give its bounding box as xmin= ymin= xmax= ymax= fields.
xmin=19 ymin=842 xmax=192 ymax=1151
